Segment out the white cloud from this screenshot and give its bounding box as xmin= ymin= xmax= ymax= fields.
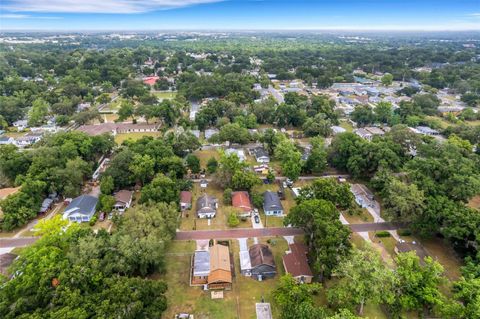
xmin=0 ymin=13 xmax=30 ymax=18
xmin=2 ymin=0 xmax=223 ymax=14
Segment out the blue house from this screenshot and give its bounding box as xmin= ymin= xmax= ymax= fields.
xmin=263 ymin=191 xmax=283 ymax=216
xmin=63 ymin=194 xmax=98 ymax=222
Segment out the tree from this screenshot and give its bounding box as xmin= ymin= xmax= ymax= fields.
xmin=327 ymin=246 xmax=396 ymax=315
xmin=100 ymin=175 xmax=114 ymax=195
xmin=230 ymin=170 xmax=261 ymax=191
xmin=381 ymin=73 xmax=394 ymax=86
xmin=374 ymin=102 xmax=393 ymax=124
xmin=206 ymin=156 xmax=218 ymax=174
xmin=185 ymin=154 xmax=201 ymax=174
xmin=139 ymin=174 xmax=179 ymax=205
xmin=217 ymin=123 xmax=250 ymax=144
xmin=285 ymin=199 xmax=351 ymax=279
xmin=227 ymin=211 xmax=240 ymax=227
xmin=383 ymin=178 xmax=426 ymax=223
xmin=391 ymin=251 xmax=445 ymax=316
xmin=297 ymin=178 xmax=353 ymax=209
xmin=98 ymin=194 xmax=115 ymax=212
xmin=223 ymin=188 xmax=232 ymax=205
xmin=28 ymin=97 xmax=49 ymax=126
xmin=302 ymin=114 xmax=332 ymax=137
xmin=129 ymin=154 xmax=155 ymax=186
xmin=261 ymin=128 xmax=282 ymax=155
xmin=275 ymin=139 xmax=302 ymax=181
xmin=117 ymin=100 xmax=134 ymax=121
xmin=351 ymin=105 xmax=375 ymax=126
xmin=274 ymin=275 xmax=325 ymax=319
xmin=303 ymin=136 xmax=327 ymax=174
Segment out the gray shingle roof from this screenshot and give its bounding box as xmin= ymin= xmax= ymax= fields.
xmin=64 ymin=194 xmax=98 ymax=216
xmin=263 ymin=191 xmax=283 ymax=211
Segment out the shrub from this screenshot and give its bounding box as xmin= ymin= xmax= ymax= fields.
xmin=89 ymin=215 xmax=98 ymax=226
xmin=398 ymin=229 xmax=412 ymax=236
xmin=375 ymin=231 xmax=391 ymax=238
xmin=227 ymin=212 xmax=240 ymax=227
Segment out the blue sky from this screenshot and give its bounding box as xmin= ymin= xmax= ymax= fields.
xmin=1 ymin=0 xmax=479 ymax=31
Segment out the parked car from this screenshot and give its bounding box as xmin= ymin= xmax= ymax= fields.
xmin=254 ymin=215 xmax=260 ymax=223
xmin=285 ymin=178 xmax=293 ymax=187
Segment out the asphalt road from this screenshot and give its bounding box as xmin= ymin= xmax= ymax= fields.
xmin=0 ymin=222 xmax=406 ymax=248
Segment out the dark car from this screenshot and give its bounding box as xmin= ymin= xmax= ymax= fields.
xmin=254 ymin=215 xmax=260 ymax=223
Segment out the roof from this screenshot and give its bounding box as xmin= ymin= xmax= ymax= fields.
xmin=39 ymin=198 xmax=53 ymax=213
xmin=114 ymin=190 xmax=133 ymax=204
xmin=64 ymin=194 xmax=98 ymax=217
xmin=350 ymin=184 xmax=374 ymax=198
xmin=251 ymin=147 xmax=269 ymax=159
xmin=208 ymin=244 xmax=232 ymax=284
xmin=143 ymin=76 xmax=159 ymax=86
xmin=180 ymin=191 xmax=192 ymax=204
xmin=283 ymin=243 xmax=313 ymax=278
xmin=0 ymin=187 xmax=20 ymax=200
xmin=365 ymin=127 xmax=385 ymax=135
xmin=196 ymin=194 xmax=217 ymax=213
xmin=77 ymin=123 xmax=159 ymax=136
xmin=193 ymin=250 xmax=210 ymax=276
xmin=239 ymin=250 xmax=252 ymax=272
xmin=249 ymin=244 xmax=275 ymax=268
xmin=263 ymin=191 xmax=283 ymax=211
xmin=232 ymin=191 xmax=252 ymax=212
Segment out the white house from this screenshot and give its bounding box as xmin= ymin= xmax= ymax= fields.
xmin=63 ymin=194 xmax=98 ymax=222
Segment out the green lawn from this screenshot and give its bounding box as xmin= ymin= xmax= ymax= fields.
xmin=193 ymin=149 xmax=220 ymax=171
xmin=339 ymin=120 xmax=354 ymax=132
xmin=114 ymin=132 xmax=161 ymax=144
xmin=153 ymin=91 xmax=177 ymax=100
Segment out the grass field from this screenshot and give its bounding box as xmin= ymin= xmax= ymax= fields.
xmin=468 ymin=195 xmax=480 ymax=210
xmin=153 ymin=91 xmax=177 ymax=100
xmin=114 ymin=132 xmax=161 ymax=144
xmin=193 ymin=149 xmax=220 ymax=171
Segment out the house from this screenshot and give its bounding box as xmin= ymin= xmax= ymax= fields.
xmin=113 ymin=190 xmax=133 ymax=212
xmin=226 ymin=148 xmax=246 ymax=162
xmin=365 ymin=126 xmax=386 ymax=136
xmin=192 ymin=250 xmax=210 ymax=285
xmin=180 ymin=191 xmax=192 ymax=211
xmin=331 ymin=126 xmax=346 ymax=135
xmin=204 ymin=128 xmax=219 ymax=140
xmin=13 ymin=120 xmax=28 ymax=131
xmin=143 ymin=76 xmax=159 ymax=86
xmin=77 ymin=123 xmax=160 ymax=136
xmin=232 ymin=191 xmax=253 ymax=216
xmin=249 ymin=147 xmax=270 ymax=163
xmin=0 ymin=136 xmax=15 ymax=145
xmin=256 ymin=303 xmax=273 ymax=319
xmin=351 ymin=184 xmax=376 ymax=208
xmin=63 ymin=194 xmax=98 ymax=223
xmin=354 ymin=128 xmax=373 ymax=141
xmin=196 ymin=194 xmax=217 ymax=218
xmin=415 ymin=126 xmax=440 ymax=136
xmin=263 ymin=191 xmax=284 ymax=216
xmin=39 ymin=198 xmax=54 ymax=214
xmin=15 ymin=133 xmax=43 ymax=148
xmin=207 ymin=244 xmax=232 ymax=290
xmin=249 ymin=244 xmax=276 ymax=280
xmin=283 ymin=243 xmax=313 ymax=284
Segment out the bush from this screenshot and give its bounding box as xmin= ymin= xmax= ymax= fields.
xmin=223 ymin=188 xmax=232 ymax=205
xmin=398 ymin=229 xmax=412 ymax=236
xmin=375 ymin=231 xmax=391 ymax=238
xmin=227 ymin=212 xmax=240 ymax=227
xmin=89 ymin=215 xmax=98 ymax=226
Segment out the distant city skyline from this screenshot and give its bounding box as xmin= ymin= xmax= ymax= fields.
xmin=1 ymin=0 xmax=480 ymax=31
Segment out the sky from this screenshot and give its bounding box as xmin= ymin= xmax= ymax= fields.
xmin=0 ymin=0 xmax=479 ymax=31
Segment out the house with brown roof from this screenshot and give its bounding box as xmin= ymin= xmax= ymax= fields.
xmin=232 ymin=191 xmax=253 ymax=217
xmin=207 ymin=244 xmax=232 ymax=290
xmin=113 ymin=190 xmax=133 ymax=212
xmin=180 ymin=191 xmax=192 ymax=211
xmin=249 ymin=244 xmax=276 ymax=280
xmin=283 ymin=243 xmax=313 ymax=284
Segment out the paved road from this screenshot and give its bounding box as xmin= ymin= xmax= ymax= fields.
xmin=0 ymin=237 xmax=38 ymax=249
xmin=175 ymin=222 xmax=407 ymax=240
xmin=0 ymin=223 xmax=407 ymax=247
